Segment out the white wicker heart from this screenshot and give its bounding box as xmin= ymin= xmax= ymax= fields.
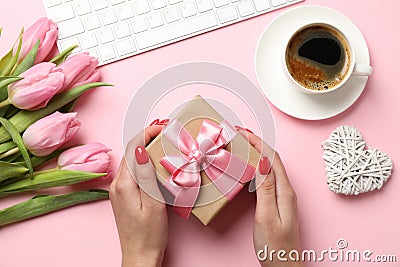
xmin=322 ymin=126 xmax=393 ymax=195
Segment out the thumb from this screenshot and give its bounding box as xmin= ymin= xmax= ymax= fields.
xmin=255 ymin=156 xmax=280 ymax=222
xmin=134 ymin=145 xmax=165 ymax=210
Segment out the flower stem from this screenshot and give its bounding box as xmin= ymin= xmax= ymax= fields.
xmin=0 ymin=147 xmax=19 ymax=160
xmin=0 ymin=99 xmax=10 ymax=109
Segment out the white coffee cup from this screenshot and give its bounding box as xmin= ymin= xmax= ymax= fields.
xmin=283 ymin=22 xmax=372 ymax=94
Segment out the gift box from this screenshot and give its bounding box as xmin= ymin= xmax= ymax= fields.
xmin=146 ymin=95 xmax=260 ymax=225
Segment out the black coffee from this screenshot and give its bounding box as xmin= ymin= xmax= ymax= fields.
xmin=286 ymin=24 xmax=351 ymax=91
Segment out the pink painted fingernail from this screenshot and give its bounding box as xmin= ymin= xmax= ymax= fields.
xmin=149 ymin=119 xmax=161 ymax=126
xmin=135 ymin=146 xmax=149 ymax=165
xmin=259 ymin=157 xmax=271 ymax=175
xmin=149 ymin=119 xmax=170 ymax=126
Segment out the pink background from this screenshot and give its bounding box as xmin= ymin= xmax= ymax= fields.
xmin=0 ymin=0 xmax=399 ymax=266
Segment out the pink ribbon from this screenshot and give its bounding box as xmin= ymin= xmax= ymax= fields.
xmin=160 ymin=119 xmax=256 ymax=220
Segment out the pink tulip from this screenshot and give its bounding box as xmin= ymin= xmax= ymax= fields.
xmin=58 ymin=53 xmax=99 ymax=92
xmin=74 ymin=69 xmax=101 ymax=87
xmin=58 ymin=143 xmax=111 ymax=174
xmin=17 ymin=17 xmax=58 ymax=64
xmin=7 ymin=62 xmax=64 ymax=110
xmin=23 ymin=112 xmax=80 ymax=157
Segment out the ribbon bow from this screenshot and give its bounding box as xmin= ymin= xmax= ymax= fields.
xmin=160 ymin=119 xmax=256 ymax=219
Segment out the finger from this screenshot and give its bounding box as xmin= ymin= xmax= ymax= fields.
xmin=238 ymin=129 xmax=274 ymax=192
xmin=134 ymin=145 xmax=165 ymax=210
xmin=272 ymin=154 xmax=298 ymax=225
xmin=255 ymin=156 xmax=280 ymax=223
xmin=237 ymin=129 xmax=275 ymax=159
xmin=123 ymin=125 xmax=163 ymax=184
xmin=239 ymin=130 xmax=297 ymax=223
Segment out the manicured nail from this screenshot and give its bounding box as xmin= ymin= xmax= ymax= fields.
xmin=135 ymin=146 xmax=149 ymax=165
xmin=259 ymin=157 xmax=271 ymax=175
xmin=149 ymin=119 xmax=160 ymax=126
xmin=149 ymin=119 xmax=170 ymax=126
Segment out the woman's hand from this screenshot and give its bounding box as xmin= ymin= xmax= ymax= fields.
xmin=239 ymin=130 xmax=304 ymax=267
xmin=110 ymin=125 xmax=168 ymax=267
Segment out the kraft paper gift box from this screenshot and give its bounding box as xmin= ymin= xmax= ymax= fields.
xmin=146 ymin=95 xmax=260 ymax=225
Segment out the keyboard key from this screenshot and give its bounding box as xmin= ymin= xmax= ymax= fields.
xmin=131 ymin=17 xmax=148 ymax=33
xmin=83 ymin=13 xmax=102 ymax=30
xmin=59 ymin=37 xmax=81 ymax=52
xmin=110 ymin=0 xmax=125 ymax=5
xmin=98 ymin=44 xmax=116 ymax=61
xmin=86 ymin=48 xmax=99 ymax=59
xmin=168 ymin=0 xmax=183 ymax=4
xmin=115 ymin=3 xmax=135 ymax=20
xmin=91 ymin=0 xmax=109 ymax=10
xmin=132 ymin=0 xmax=151 ymax=15
xmin=97 ymin=27 xmax=115 ymax=43
xmin=149 ymin=0 xmax=167 ymax=9
xmin=100 ymin=8 xmax=118 ymax=25
xmin=44 ymin=0 xmax=62 ymax=7
xmin=115 ymin=22 xmax=131 ymax=38
xmin=196 ymin=0 xmax=213 ymax=12
xmin=136 ymin=12 xmax=218 ymax=49
xmin=115 ymin=38 xmax=137 ymax=56
xmin=217 ymin=6 xmax=238 ymax=23
xmin=74 ymin=0 xmax=92 ymax=15
xmin=180 ymin=2 xmax=196 ymax=18
xmin=48 ymin=4 xmax=75 ymax=22
xmin=58 ymin=18 xmax=85 ymax=39
xmin=147 ymin=12 xmax=164 ymax=28
xmin=237 ymin=0 xmax=254 ymax=17
xmin=253 ymin=0 xmax=270 ymax=11
xmin=80 ymin=32 xmax=98 ymax=49
xmin=164 ymin=6 xmax=180 ymax=23
xmin=213 ymin=0 xmax=229 ymax=7
xmin=271 ymin=0 xmax=286 ymax=6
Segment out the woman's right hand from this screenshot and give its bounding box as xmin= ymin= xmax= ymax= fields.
xmin=239 ymin=129 xmax=304 ymax=267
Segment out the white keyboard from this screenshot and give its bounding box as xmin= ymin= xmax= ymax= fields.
xmin=43 ymin=0 xmax=304 ymax=65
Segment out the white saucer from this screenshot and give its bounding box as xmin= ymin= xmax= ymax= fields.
xmin=255 ymin=5 xmax=371 ymax=120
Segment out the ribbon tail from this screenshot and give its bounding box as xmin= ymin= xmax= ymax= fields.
xmin=173 ymin=182 xmax=200 ymax=220
xmin=161 ymin=169 xmax=201 ymax=220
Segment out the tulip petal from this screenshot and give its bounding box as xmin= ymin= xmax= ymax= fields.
xmin=57 ymin=143 xmax=111 ymax=174
xmin=22 ymin=112 xmax=80 ymax=157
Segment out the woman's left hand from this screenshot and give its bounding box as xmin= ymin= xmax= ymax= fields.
xmin=110 ymin=125 xmax=168 ymax=267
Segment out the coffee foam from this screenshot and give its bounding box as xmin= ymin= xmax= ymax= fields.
xmin=286 ymin=25 xmax=351 ymax=91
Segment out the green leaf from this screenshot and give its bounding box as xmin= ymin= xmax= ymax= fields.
xmin=2 ymin=151 xmax=21 ymax=163
xmin=0 ymin=161 xmax=28 ymax=182
xmin=0 ymin=141 xmax=17 ymax=154
xmin=0 ymin=118 xmax=32 ymax=176
xmin=0 ymin=189 xmax=109 ymax=227
xmin=0 ymin=170 xmax=106 ymax=198
xmin=50 ymin=44 xmax=78 ymax=65
xmin=12 ymin=40 xmax=39 ymax=76
xmin=0 ymin=76 xmax=23 ymax=90
xmin=0 ymin=29 xmax=23 ymax=77
xmin=0 ymin=82 xmax=112 ymax=143
xmin=4 ymin=105 xmax=20 ymax=119
xmin=59 ymin=98 xmax=79 ymax=113
xmin=15 ymin=146 xmax=70 ymax=168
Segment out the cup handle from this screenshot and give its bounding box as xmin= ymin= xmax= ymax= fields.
xmin=353 ymin=63 xmax=373 ymax=76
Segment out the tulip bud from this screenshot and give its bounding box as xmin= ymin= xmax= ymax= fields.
xmin=58 ymin=53 xmax=99 ymax=92
xmin=17 ymin=17 xmax=58 ymax=64
xmin=22 ymin=112 xmax=80 ymax=157
xmin=58 ymin=143 xmax=111 ymax=174
xmin=7 ymin=62 xmax=65 ymax=110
